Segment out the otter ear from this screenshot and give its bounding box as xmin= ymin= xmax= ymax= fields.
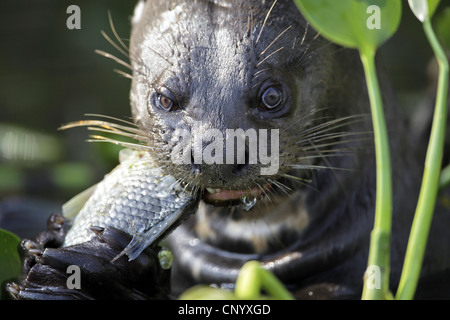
xmin=132 ymin=0 xmax=146 ymax=25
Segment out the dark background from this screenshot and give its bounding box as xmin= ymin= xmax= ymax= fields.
xmin=0 ymin=0 xmax=448 ymax=237
xmin=0 ymin=1 xmax=137 ymax=236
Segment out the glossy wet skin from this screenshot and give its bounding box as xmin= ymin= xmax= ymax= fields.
xmin=128 ymin=0 xmax=449 ymax=299
xmin=128 ymin=0 xmax=379 ymax=297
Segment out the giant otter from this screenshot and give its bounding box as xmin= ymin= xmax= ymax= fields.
xmin=6 ymin=0 xmax=450 ymax=300
xmin=128 ymin=0 xmax=450 ymax=299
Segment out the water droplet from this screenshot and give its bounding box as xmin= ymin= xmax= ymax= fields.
xmin=240 ymin=194 xmax=257 ymax=211
xmin=158 ymin=248 xmax=173 ymax=270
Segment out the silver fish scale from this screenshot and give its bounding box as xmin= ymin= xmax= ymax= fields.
xmin=63 ymin=150 xmax=196 ymax=260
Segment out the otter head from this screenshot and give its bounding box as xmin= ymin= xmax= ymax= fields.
xmin=128 ymin=0 xmax=348 ymax=203
xmin=128 ymin=0 xmax=373 ymax=297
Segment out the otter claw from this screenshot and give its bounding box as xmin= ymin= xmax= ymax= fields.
xmin=21 ymin=239 xmax=39 ymax=251
xmin=89 ymin=226 xmax=105 ymax=236
xmin=28 ymin=249 xmax=43 ymax=257
xmin=20 ymin=239 xmax=43 ymax=258
xmin=6 ymin=283 xmax=21 ymax=299
xmin=47 ymin=213 xmax=65 ymax=230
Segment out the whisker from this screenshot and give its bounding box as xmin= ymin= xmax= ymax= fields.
xmin=58 ymin=114 xmax=159 ymax=154
xmin=259 ymin=25 xmax=292 ymax=57
xmin=85 ymin=126 xmax=147 ymax=143
xmin=167 ymin=177 xmax=184 ymax=193
xmin=256 ymin=0 xmax=278 ymax=44
xmin=95 ymin=49 xmax=137 ymax=73
xmin=280 ymin=173 xmax=317 ymax=192
xmin=59 ymin=120 xmax=143 ymax=136
xmin=279 ymin=107 xmax=331 ymax=133
xmin=252 ymin=68 xmax=270 ymax=79
xmin=305 ymin=130 xmax=372 ymax=141
xmin=301 ymin=144 xmax=367 ymax=153
xmin=298 ymin=153 xmax=358 ymax=161
xmin=84 ymin=113 xmax=136 ymax=127
xmin=255 ymin=181 xmax=272 ymax=203
xmin=107 ymin=11 xmax=129 ymax=54
xmin=87 ymin=135 xmax=154 ymax=151
xmin=298 ymin=30 xmax=321 ymax=64
xmin=309 ymin=140 xmax=349 ymax=195
xmin=297 ymin=133 xmax=372 ymax=148
xmin=285 ymin=164 xmax=352 ymax=171
xmin=101 ymin=30 xmax=129 ymax=59
xmin=267 ymin=178 xmax=292 ymax=195
xmin=256 ymin=47 xmax=284 ymax=68
xmin=299 ymin=23 xmax=309 ymax=49
xmin=114 ymin=69 xmax=133 ymax=79
xmin=251 ymin=69 xmax=271 ymax=89
xmin=297 ymin=114 xmax=370 ymax=138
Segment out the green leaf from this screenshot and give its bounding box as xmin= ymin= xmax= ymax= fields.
xmin=427 ymin=0 xmax=441 ymax=17
xmin=0 ymin=229 xmax=21 ymax=299
xmin=408 ymin=0 xmax=441 ymax=22
xmin=436 ymin=7 xmax=450 ymax=49
xmin=294 ymin=0 xmax=402 ymax=52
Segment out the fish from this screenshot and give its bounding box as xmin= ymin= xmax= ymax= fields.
xmin=62 ymin=147 xmax=199 ymax=261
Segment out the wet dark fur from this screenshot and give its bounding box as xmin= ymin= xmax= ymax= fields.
xmin=127 ymin=0 xmax=450 ymax=299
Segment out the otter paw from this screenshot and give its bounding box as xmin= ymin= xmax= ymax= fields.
xmin=8 ymin=226 xmax=170 ymax=300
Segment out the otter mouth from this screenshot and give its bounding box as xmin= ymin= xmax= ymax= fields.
xmin=202 ymin=183 xmax=272 ymax=207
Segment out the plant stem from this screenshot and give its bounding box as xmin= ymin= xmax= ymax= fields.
xmin=396 ymin=18 xmax=449 ymax=300
xmin=259 ymin=267 xmax=295 ymax=300
xmin=360 ymin=47 xmax=393 ymax=300
xmin=234 ymin=261 xmax=294 ymax=300
xmin=235 ymin=261 xmax=260 ymax=299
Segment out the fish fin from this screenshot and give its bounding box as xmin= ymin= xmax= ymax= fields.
xmin=62 ymin=183 xmax=98 ymax=219
xmin=111 ymin=235 xmax=145 ymax=262
xmin=112 ymin=200 xmax=197 ymax=262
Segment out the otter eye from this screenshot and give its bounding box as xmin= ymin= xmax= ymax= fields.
xmin=155 ymin=90 xmax=179 ymax=112
xmin=260 ymin=86 xmax=283 ymax=111
xmin=158 ymin=94 xmax=174 ymax=110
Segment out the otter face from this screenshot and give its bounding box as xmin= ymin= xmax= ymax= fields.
xmin=129 ymin=0 xmax=342 ymax=206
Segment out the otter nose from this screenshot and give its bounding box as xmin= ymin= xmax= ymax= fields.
xmin=190 ymin=141 xmax=251 ymax=178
